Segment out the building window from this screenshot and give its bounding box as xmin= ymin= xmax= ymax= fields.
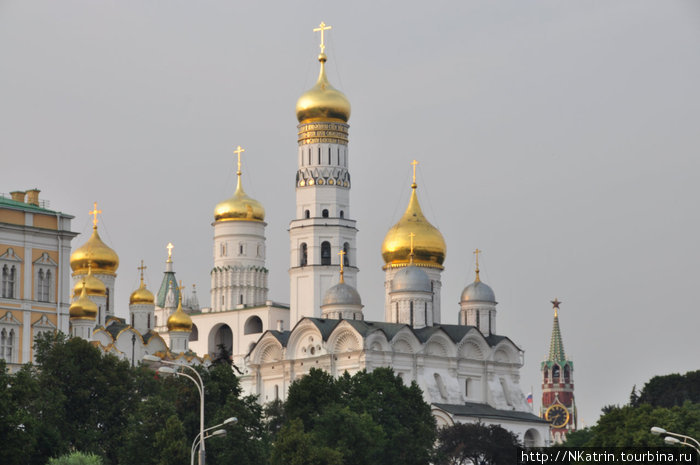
xmin=465 ymin=378 xmax=470 ymax=398
xmin=131 ymin=314 xmax=134 ymax=327
xmin=321 ymin=241 xmax=331 ymax=265
xmin=343 ymin=242 xmax=350 ymax=266
xmin=147 ymin=314 xmax=151 ymax=329
xmin=409 ymin=301 xmax=414 ymax=326
xmin=239 ymin=295 xmax=243 ymax=305
xmin=475 ymin=310 xmax=480 ymax=329
xmin=105 ymin=288 xmax=110 ymax=317
xmin=239 ymin=243 xmax=244 ymax=255
xmin=552 ymin=364 xmax=560 ymax=383
xmin=189 ymin=324 xmax=199 ymax=341
xmin=37 ymin=269 xmax=51 ymax=302
xmin=339 ymin=210 xmax=344 ymax=219
xmin=244 ymin=316 xmax=263 ymax=335
xmin=2 ymin=265 xmax=16 ymax=299
xmin=322 ymin=209 xmax=329 ymax=218
xmin=220 ymin=242 xmax=227 ymax=257
xmin=395 ymin=302 xmax=399 ymax=323
xmin=317 ymin=147 xmax=321 ymax=164
xmin=305 ymin=210 xmax=310 ymax=219
xmin=300 ymin=243 xmax=308 ymax=266
xmin=564 ymin=365 xmax=570 ymax=383
xmin=0 ymin=328 xmax=15 ymax=362
xmin=328 ymin=147 xmax=331 ymax=165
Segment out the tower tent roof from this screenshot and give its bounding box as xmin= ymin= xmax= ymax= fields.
xmin=547 ymin=300 xmax=567 ymax=362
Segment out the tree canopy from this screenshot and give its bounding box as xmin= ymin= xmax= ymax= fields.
xmin=434 ymin=422 xmax=521 ymax=465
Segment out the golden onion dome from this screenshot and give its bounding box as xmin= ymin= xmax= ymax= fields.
xmin=382 ymin=183 xmax=446 ymax=269
xmin=70 ymin=226 xmax=119 ymax=275
xmin=130 ymin=282 xmax=154 ymax=305
xmin=296 ymin=53 xmax=351 ymax=124
xmin=69 ymin=284 xmax=98 ymax=320
xmin=73 ymin=268 xmax=106 ymax=298
xmin=214 ymin=172 xmax=265 ymax=222
xmin=167 ymin=299 xmax=192 ymax=332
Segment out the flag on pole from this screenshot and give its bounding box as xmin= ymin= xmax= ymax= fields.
xmin=527 ymin=392 xmax=533 ymax=404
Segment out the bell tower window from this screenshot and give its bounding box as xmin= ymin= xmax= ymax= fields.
xmin=321 ymin=241 xmax=331 ymax=265
xmin=300 ymin=243 xmax=308 ymax=266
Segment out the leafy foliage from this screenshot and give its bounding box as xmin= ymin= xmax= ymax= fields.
xmin=275 ymin=367 xmax=436 ymax=465
xmin=563 ymin=370 xmax=700 ymax=447
xmin=47 ymin=452 xmax=104 ymax=465
xmin=434 ymin=422 xmax=521 ymax=465
xmin=1 ymin=331 xmax=269 ymax=465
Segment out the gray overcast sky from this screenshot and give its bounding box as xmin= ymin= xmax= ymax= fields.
xmin=1 ymin=0 xmax=698 ymax=426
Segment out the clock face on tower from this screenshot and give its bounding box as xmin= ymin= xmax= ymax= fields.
xmin=545 ymin=404 xmax=570 ymax=428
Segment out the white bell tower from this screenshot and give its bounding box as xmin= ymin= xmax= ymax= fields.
xmin=289 ymin=22 xmax=358 ymax=324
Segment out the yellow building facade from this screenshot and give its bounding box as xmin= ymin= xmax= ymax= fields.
xmin=0 ymin=189 xmax=77 ymax=370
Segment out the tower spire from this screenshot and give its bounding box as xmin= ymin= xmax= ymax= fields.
xmin=548 ymin=298 xmax=566 ymax=361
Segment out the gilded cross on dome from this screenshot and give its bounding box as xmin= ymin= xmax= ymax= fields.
xmin=408 ymin=232 xmax=416 ymax=264
xmin=137 ymin=260 xmax=147 ymax=283
xmin=411 ymin=160 xmax=418 ymax=187
xmin=177 ymin=280 xmax=185 ymax=305
xmin=337 ymin=249 xmax=346 ymax=282
xmin=313 ymin=21 xmax=332 ymax=54
xmin=234 ymin=145 xmax=245 ymax=176
xmin=89 ymin=202 xmax=102 ymax=228
xmin=166 ymin=242 xmax=174 ymax=262
xmin=473 ymin=248 xmax=482 ymax=282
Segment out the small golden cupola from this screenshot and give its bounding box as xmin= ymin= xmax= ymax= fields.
xmin=295 ymin=22 xmax=351 ymax=124
xmin=130 ymin=261 xmax=154 ymax=305
xmin=214 ymin=146 xmax=266 ymax=222
xmin=73 ymin=263 xmax=107 ymax=298
xmin=69 ymin=281 xmax=98 ymax=320
xmin=70 ymin=202 xmax=119 ymax=275
xmin=382 ymin=161 xmax=446 ymax=270
xmin=167 ymin=293 xmax=193 ymax=332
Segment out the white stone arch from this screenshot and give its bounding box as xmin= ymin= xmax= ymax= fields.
xmin=390 ymin=328 xmax=421 ymax=354
xmin=286 ymin=320 xmax=324 ymax=359
xmin=244 ymin=315 xmax=264 ymax=335
xmin=430 ymin=406 xmax=455 ymax=428
xmin=524 ymin=428 xmax=543 ymax=447
xmin=365 ymin=330 xmax=390 ymax=352
xmin=327 ymin=325 xmax=362 ymax=354
xmin=423 ymin=331 xmax=456 ymax=358
xmin=208 ymin=323 xmax=233 ymax=356
xmin=144 ymin=332 xmax=167 ymax=353
xmin=257 ymin=339 xmax=284 ymax=364
xmin=491 ymin=340 xmax=521 ymax=364
xmin=457 ymin=334 xmax=489 ymax=361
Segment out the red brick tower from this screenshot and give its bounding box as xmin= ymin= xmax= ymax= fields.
xmin=540 ymin=299 xmax=576 ymax=444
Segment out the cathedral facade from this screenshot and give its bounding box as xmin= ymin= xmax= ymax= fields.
xmin=187 ymin=26 xmax=549 ymax=446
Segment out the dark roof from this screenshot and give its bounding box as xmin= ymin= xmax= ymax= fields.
xmin=433 ymin=402 xmax=548 ymax=424
xmin=104 ymin=320 xmax=129 ymax=339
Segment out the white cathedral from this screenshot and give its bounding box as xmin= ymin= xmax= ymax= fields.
xmin=56 ymin=25 xmax=550 ymax=446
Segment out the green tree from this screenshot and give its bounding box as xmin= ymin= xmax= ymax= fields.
xmin=434 ymin=422 xmax=521 ymax=465
xmin=285 ymin=368 xmax=340 ymax=428
xmin=154 ymin=415 xmax=189 ymax=465
xmin=46 ymin=452 xmax=104 ymax=465
xmin=271 ymin=418 xmax=343 ymax=465
xmin=636 ymin=370 xmax=700 ymax=407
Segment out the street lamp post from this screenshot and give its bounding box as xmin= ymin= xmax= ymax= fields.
xmin=144 ymin=355 xmax=207 ymax=465
xmin=189 ymin=418 xmax=236 ymax=465
xmin=651 ymin=426 xmax=700 ymax=456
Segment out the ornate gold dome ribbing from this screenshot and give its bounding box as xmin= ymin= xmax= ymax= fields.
xmin=382 ymin=161 xmax=446 ymax=270
xmin=296 ymin=22 xmax=350 ymax=124
xmin=167 ymin=284 xmax=192 ymax=332
xmin=214 ymin=146 xmax=265 ymax=222
xmin=73 ymin=264 xmax=106 ymax=298
xmin=69 ymin=282 xmax=98 ymax=320
xmin=70 ymin=203 xmax=119 ymax=276
xmin=130 ymin=260 xmax=154 ymax=305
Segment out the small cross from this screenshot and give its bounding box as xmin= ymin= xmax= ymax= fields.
xmin=313 ymin=21 xmax=332 ymax=54
xmin=411 ymin=160 xmax=418 ymax=185
xmin=234 ymin=145 xmax=245 ymax=176
xmin=166 ymin=242 xmax=174 ymax=261
xmin=177 ymin=280 xmax=185 ymax=305
xmin=337 ymin=249 xmax=346 ymax=281
xmin=137 ymin=260 xmax=147 ymax=283
xmin=473 ymin=248 xmax=482 ymax=281
xmin=89 ymin=202 xmax=102 ymax=227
